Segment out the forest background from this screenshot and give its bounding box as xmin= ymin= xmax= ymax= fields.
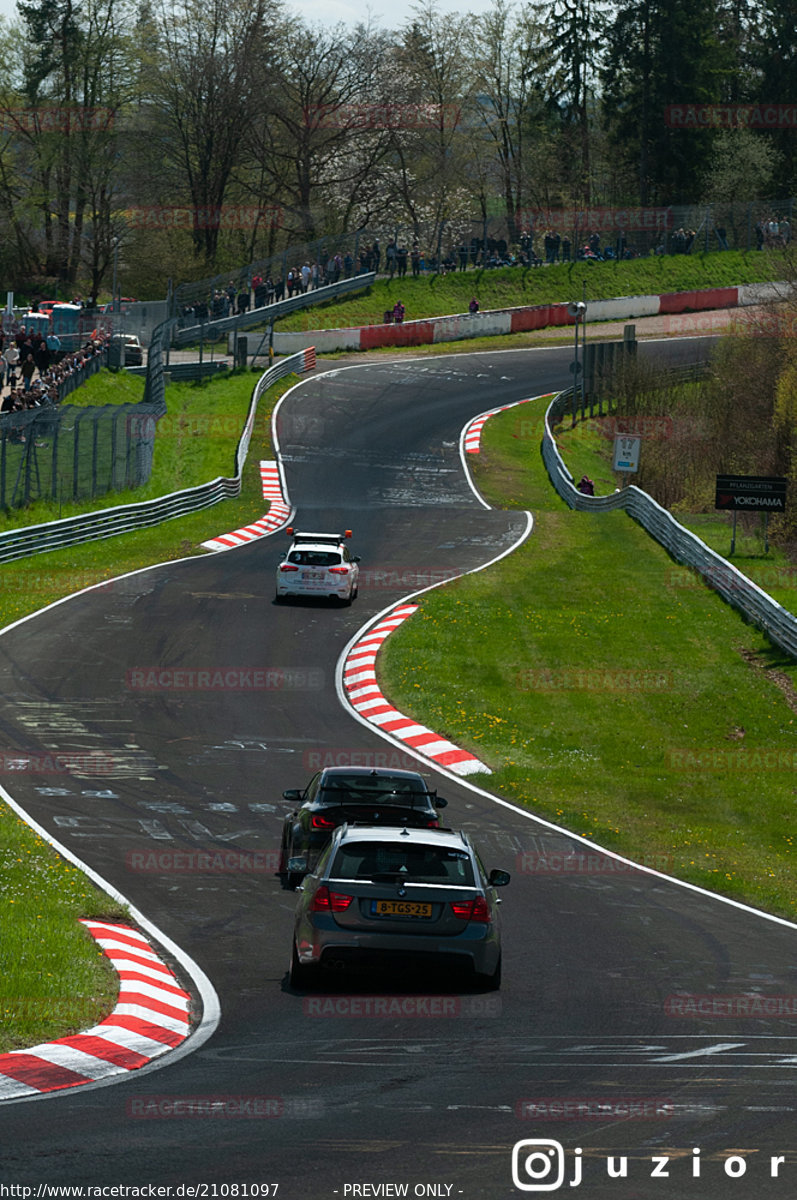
xmin=0 ymin=0 xmax=794 ymax=301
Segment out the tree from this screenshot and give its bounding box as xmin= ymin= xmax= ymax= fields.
xmin=543 ymin=0 xmax=607 ymax=204
xmin=467 ymin=0 xmax=548 ymax=242
xmin=602 ymin=0 xmax=727 ymax=204
xmin=702 ymin=128 xmax=781 ymax=203
xmin=748 ymin=0 xmax=797 ymax=194
xmin=147 ymin=0 xmax=278 ymax=263
xmin=4 ymin=0 xmax=133 ymax=289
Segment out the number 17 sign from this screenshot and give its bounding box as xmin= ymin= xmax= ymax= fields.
xmin=613 ymin=435 xmax=641 ymax=473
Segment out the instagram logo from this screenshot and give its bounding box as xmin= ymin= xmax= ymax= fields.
xmin=512 ymin=1140 xmax=573 ymax=1191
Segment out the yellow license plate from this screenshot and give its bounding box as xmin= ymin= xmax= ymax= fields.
xmin=372 ymin=900 xmax=432 ymax=918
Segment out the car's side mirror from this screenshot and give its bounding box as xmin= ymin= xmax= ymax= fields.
xmin=282 ymin=789 xmax=302 ymax=801
xmin=352 ymin=556 xmax=361 ymax=563
xmin=488 ymin=869 xmax=511 ymax=887
xmin=434 ymin=797 xmax=448 ymax=808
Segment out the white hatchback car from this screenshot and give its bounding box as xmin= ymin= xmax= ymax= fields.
xmin=275 ymin=529 xmax=360 ymax=605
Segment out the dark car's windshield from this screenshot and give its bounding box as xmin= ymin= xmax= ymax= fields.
xmin=330 ymin=841 xmax=474 ymax=885
xmin=318 ymin=775 xmax=432 ymax=807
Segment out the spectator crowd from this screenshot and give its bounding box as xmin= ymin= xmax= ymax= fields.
xmin=0 ymin=324 xmax=109 ymax=415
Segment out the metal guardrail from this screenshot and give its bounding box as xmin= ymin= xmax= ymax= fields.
xmin=174 ymin=273 xmax=376 ymax=346
xmin=542 ymin=388 xmax=797 ymax=660
xmin=0 ymin=348 xmax=314 ymax=566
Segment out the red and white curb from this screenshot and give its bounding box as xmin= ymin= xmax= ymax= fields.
xmin=463 ymin=395 xmax=553 ymax=454
xmin=201 ymin=460 xmax=292 ymax=551
xmin=0 ymin=921 xmax=191 ymax=1099
xmin=342 ymin=605 xmax=490 ymax=777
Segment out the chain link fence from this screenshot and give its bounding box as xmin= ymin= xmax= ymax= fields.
xmin=0 ymin=320 xmax=172 ymax=512
xmin=0 ymin=399 xmax=164 ymax=511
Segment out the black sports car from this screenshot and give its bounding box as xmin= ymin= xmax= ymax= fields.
xmin=277 ymin=766 xmax=448 ymax=888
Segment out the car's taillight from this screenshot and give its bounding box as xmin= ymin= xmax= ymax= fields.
xmin=279 ymin=563 xmax=299 ymax=572
xmin=311 ymin=814 xmax=337 ymax=829
xmin=450 ymin=896 xmax=491 ymax=923
xmin=426 ymin=818 xmax=439 ymax=828
xmin=311 ymin=886 xmax=353 ymax=912
xmin=328 ymin=566 xmax=349 ymax=574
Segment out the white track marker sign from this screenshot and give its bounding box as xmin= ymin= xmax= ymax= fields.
xmin=613 ymin=434 xmax=641 ymax=473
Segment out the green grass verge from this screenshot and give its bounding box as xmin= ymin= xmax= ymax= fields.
xmin=0 ymin=368 xmax=276 ymax=532
xmin=0 ymin=369 xmax=298 ymax=1051
xmin=378 ymin=395 xmax=797 ymax=920
xmin=276 ymin=250 xmax=783 ymax=332
xmin=554 ymin=417 xmax=797 ymax=613
xmin=0 ymin=817 xmax=127 ymax=1053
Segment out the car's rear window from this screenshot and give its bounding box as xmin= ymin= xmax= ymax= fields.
xmin=331 ymin=841 xmax=474 ymax=885
xmin=319 ymin=775 xmax=430 ymax=806
xmin=288 ymin=551 xmax=341 ymax=566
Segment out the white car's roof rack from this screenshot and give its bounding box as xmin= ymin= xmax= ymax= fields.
xmin=288 ymin=529 xmax=352 ymax=544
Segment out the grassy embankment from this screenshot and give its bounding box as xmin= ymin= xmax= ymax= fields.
xmin=378 ymin=396 xmax=797 ymax=921
xmin=553 ymin=411 xmax=797 ymax=613
xmin=0 ymin=367 xmax=298 ymax=1051
xmin=277 ymin=250 xmax=781 ymax=332
xmin=182 ymin=250 xmax=785 ymax=360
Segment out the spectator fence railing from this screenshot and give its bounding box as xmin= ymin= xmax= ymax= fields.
xmin=0 ymin=348 xmax=314 ymax=564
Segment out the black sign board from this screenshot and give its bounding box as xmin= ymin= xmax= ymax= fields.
xmin=715 ymin=475 xmax=787 ymax=512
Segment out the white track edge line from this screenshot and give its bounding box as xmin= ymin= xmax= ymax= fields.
xmin=0 ymin=778 xmax=221 ymax=1103
xmin=332 ymin=386 xmax=797 ymax=937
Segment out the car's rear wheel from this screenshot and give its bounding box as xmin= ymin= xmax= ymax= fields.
xmin=474 ymin=955 xmax=501 ymax=992
xmin=289 ymin=941 xmax=319 ymax=990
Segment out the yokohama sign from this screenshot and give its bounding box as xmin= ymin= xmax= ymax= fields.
xmin=715 ymin=475 xmax=787 ymax=512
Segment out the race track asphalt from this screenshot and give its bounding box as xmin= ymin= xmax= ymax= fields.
xmin=2 ymin=341 xmax=797 ymax=1199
